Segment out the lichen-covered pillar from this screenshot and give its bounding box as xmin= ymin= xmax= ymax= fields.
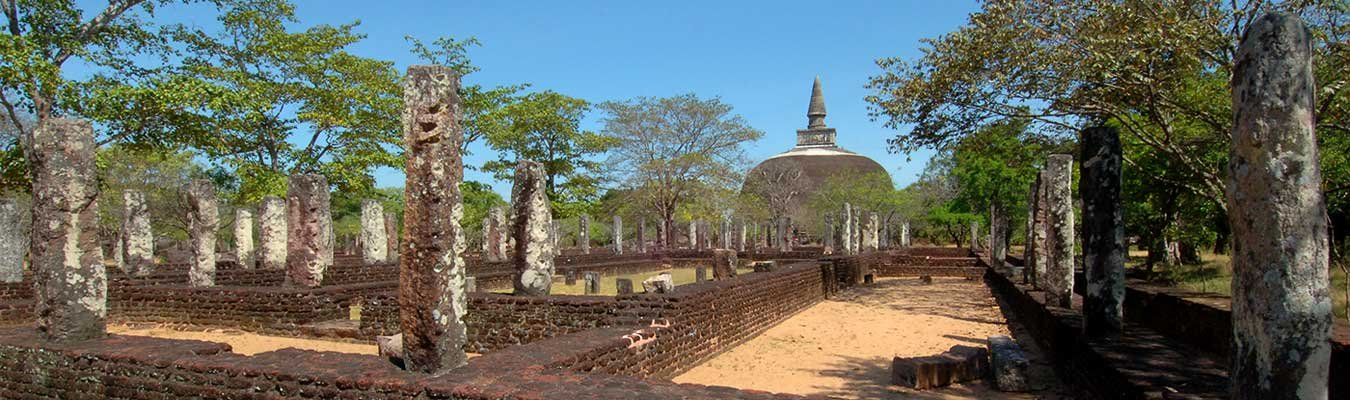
xmin=361 ymin=199 xmax=388 ymax=265
xmin=385 ymin=211 xmax=400 ymax=263
xmin=737 ymin=222 xmax=747 ymax=252
xmin=120 ymin=191 xmax=153 ymax=276
xmin=1228 ymin=13 xmax=1331 ymax=399
xmin=234 ymin=208 xmax=255 ymax=269
xmin=399 ymin=65 xmax=470 ymax=372
xmin=1081 ymin=126 xmax=1125 ymax=337
xmin=990 ymin=202 xmax=1008 ymax=269
xmin=258 ymin=196 xmax=287 ymax=270
xmin=850 ymin=211 xmax=861 ymax=255
xmin=969 ymin=221 xmax=981 ymax=251
xmin=1022 ymin=178 xmax=1038 ymax=284
xmin=612 ymin=215 xmax=623 ymax=254
xmin=0 ymin=198 xmax=23 ymax=283
xmin=864 ymin=212 xmax=879 ymax=252
xmin=578 ymin=214 xmax=590 ymax=254
xmin=823 ymin=214 xmax=835 ymax=252
xmin=900 ymin=221 xmax=911 ymax=248
xmin=30 ymin=119 xmax=106 ymax=341
xmin=186 ymin=179 xmax=217 ymax=287
xmin=688 ymin=220 xmax=697 ymax=250
xmin=286 ymin=174 xmax=332 ymax=287
xmin=1030 ymin=172 xmax=1050 ymax=289
xmin=511 ymin=160 xmax=555 ymax=296
xmin=881 ymin=221 xmax=892 ymax=249
xmin=841 ymin=203 xmax=854 ymax=256
xmin=1044 ymin=154 xmax=1075 ymax=308
xmin=482 ymin=206 xmax=506 ymax=262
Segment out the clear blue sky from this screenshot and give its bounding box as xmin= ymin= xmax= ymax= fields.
xmin=86 ymin=0 xmax=982 ymax=197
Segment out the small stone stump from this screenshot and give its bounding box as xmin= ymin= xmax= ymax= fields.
xmin=695 ymin=267 xmax=707 ymax=282
xmin=987 ymin=335 xmax=1031 ymax=392
xmin=564 ymin=269 xmax=578 ymax=285
xmin=616 ymin=278 xmax=634 ymax=295
xmin=642 ymin=272 xmax=674 ymax=294
xmin=583 ymin=271 xmax=600 ymax=294
xmin=752 ymin=261 xmax=776 ymax=273
xmin=712 ymin=249 xmax=737 ymax=280
xmin=891 ymin=345 xmax=989 ymax=390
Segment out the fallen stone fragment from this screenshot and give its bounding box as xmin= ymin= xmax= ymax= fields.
xmin=642 ymin=272 xmax=675 ymax=294
xmin=891 ymin=345 xmax=989 ymax=390
xmin=987 ymin=335 xmax=1031 ymax=392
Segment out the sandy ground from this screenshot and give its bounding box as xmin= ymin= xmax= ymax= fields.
xmin=109 ymin=324 xmax=378 ymax=356
xmin=673 ymin=277 xmax=1067 ymax=399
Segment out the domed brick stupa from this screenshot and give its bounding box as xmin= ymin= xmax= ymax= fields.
xmin=742 ymin=77 xmax=890 ymax=233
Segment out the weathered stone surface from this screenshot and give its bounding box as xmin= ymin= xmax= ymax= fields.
xmin=398 ymin=65 xmax=470 ymax=373
xmin=777 ymin=217 xmax=791 ymax=252
xmin=712 ymin=249 xmax=737 ymax=280
xmin=1045 ymin=154 xmax=1075 ymax=308
xmin=0 ymin=198 xmax=23 ymax=283
xmin=119 ymin=191 xmax=153 ymax=276
xmin=1228 ymin=13 xmax=1331 ymax=400
xmin=615 ymin=278 xmax=634 ymax=295
xmin=841 ymin=203 xmax=854 ymax=256
xmin=823 ymin=214 xmax=835 ymax=253
xmin=1022 ymin=177 xmax=1039 ymax=285
xmin=465 ymin=276 xmax=476 ymax=293
xmin=642 ymin=272 xmax=674 ymax=294
xmin=720 ymin=218 xmax=731 ymax=249
xmin=612 ymin=215 xmax=623 ymax=254
xmin=637 ymin=218 xmax=647 ymax=253
xmin=704 ymin=220 xmax=714 ymax=250
xmin=989 ymin=202 xmax=1007 ymax=270
xmin=864 ymin=211 xmax=879 ymax=252
xmin=286 ymin=174 xmax=331 ymax=288
xmin=550 ymin=219 xmax=561 ymax=249
xmin=583 ymin=271 xmax=601 ymax=294
xmin=360 ymin=199 xmax=388 ymax=265
xmin=987 ymin=335 xmax=1031 ymax=392
xmin=29 ymin=118 xmax=106 ymax=342
xmin=377 ymin=333 xmax=404 ymax=366
xmin=687 ymin=220 xmax=697 ymax=250
xmin=969 ymin=221 xmax=981 ymax=251
xmin=1030 ymin=172 xmax=1050 ymax=288
xmin=564 ymin=269 xmax=577 ymax=285
xmin=185 ymin=179 xmax=217 ymax=287
xmin=737 ymin=222 xmax=747 ymax=252
xmin=511 ymin=160 xmax=555 ymax=296
xmin=481 ymin=206 xmax=507 ymax=262
xmin=891 ymin=345 xmax=989 ymax=390
xmin=258 ymin=196 xmax=287 ymax=270
xmin=695 ymin=267 xmax=707 ymax=282
xmin=1081 ymin=126 xmax=1125 ymax=337
xmin=900 ymin=221 xmax=911 ymax=247
xmin=753 ymin=261 xmax=776 ymax=273
xmin=234 ymin=208 xmax=254 ymax=269
xmin=578 ymin=214 xmax=590 ymax=254
xmin=384 ymin=211 xmax=400 ymax=263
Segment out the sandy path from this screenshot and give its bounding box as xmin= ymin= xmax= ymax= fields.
xmin=109 ymin=324 xmax=377 ymax=356
xmin=673 ymin=277 xmax=1060 ymax=399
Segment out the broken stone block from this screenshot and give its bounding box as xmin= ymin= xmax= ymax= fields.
xmin=695 ymin=267 xmax=707 ymax=282
xmin=642 ymin=272 xmax=675 ymax=294
xmin=987 ymin=335 xmax=1031 ymax=392
xmin=891 ymin=345 xmax=989 ymax=390
xmin=583 ymin=271 xmax=600 ymax=294
xmin=752 ymin=261 xmax=776 ymax=273
xmin=616 ymin=278 xmax=634 ymax=295
xmin=377 ymin=333 xmax=404 ymax=367
xmin=712 ymin=249 xmax=737 ymax=280
xmin=564 ymin=269 xmax=577 ymax=285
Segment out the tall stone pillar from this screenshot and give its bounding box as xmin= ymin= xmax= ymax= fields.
xmin=720 ymin=218 xmax=731 ymax=249
xmin=612 ymin=215 xmax=623 ymax=254
xmin=385 ymin=211 xmax=400 ymax=263
xmin=511 ymin=160 xmax=555 ymax=296
xmin=550 ymin=219 xmax=560 ymax=249
xmin=778 ymin=217 xmax=792 ymax=252
xmin=657 ymin=218 xmax=667 ymax=250
xmin=841 ymin=203 xmax=854 ymax=256
xmin=863 ymin=212 xmax=879 ymax=252
xmin=1228 ymin=13 xmax=1331 ymax=399
xmin=900 ymin=221 xmax=911 ymax=248
xmin=823 ymin=214 xmax=835 ymax=252
xmin=186 ymin=179 xmax=217 ymax=287
xmin=1030 ymin=172 xmax=1050 ymax=288
xmin=990 ymin=202 xmax=1008 ymax=269
xmin=578 ymin=214 xmax=590 ymax=254
xmin=398 ymin=65 xmax=470 ymax=373
xmin=881 ymin=220 xmax=891 ymax=249
xmin=121 ymin=190 xmax=153 ymax=276
xmin=688 ymin=220 xmax=697 ymax=250
xmin=704 ymin=220 xmax=714 ymax=250
xmin=0 ymin=198 xmax=23 ymax=282
xmin=30 ymin=119 xmax=106 ymax=341
xmin=1044 ymin=154 xmax=1075 ymax=308
xmin=969 ymin=221 xmax=981 ymax=251
xmin=1081 ymin=126 xmax=1125 ymax=337
xmin=258 ymin=196 xmax=287 ymax=270
xmin=361 ymin=199 xmax=388 ymax=265
xmin=637 ymin=218 xmax=647 ymax=253
xmin=234 ymin=208 xmax=254 ymax=269
xmin=737 ymin=223 xmax=747 ymax=252
xmin=850 ymin=209 xmax=861 ymax=255
xmin=286 ymin=174 xmax=332 ymax=288
xmin=482 ymin=206 xmax=507 ymax=262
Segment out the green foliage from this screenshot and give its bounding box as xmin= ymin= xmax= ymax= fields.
xmin=806 ymin=171 xmax=900 ymax=229
xmin=94 ymin=146 xmax=214 ymax=244
xmin=460 ymin=180 xmax=506 ymax=248
xmin=404 ymin=35 xmax=528 ymax=158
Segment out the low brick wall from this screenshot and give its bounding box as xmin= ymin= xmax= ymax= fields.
xmin=109 ymin=281 xmax=394 ymax=334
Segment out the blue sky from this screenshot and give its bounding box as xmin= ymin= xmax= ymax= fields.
xmin=83 ymin=0 xmax=982 ymax=197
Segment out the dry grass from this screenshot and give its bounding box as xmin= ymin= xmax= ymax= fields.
xmin=1131 ymin=251 xmax=1350 ymax=320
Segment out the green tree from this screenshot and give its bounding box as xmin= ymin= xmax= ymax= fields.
xmin=598 ymin=94 xmax=764 ymax=247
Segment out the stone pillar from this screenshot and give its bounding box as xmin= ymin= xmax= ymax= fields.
xmin=688 ymin=220 xmax=697 ymax=250
xmin=969 ymin=221 xmax=981 ymax=251
xmin=0 ymin=198 xmax=23 ymax=282
xmin=578 ymin=214 xmax=590 ymax=254
xmin=616 ymin=278 xmax=633 ymax=295
xmin=737 ymin=223 xmax=747 ymax=252
xmin=882 ymin=220 xmax=892 ymax=249
xmin=398 ymin=65 xmax=470 ymax=373
xmin=850 ymin=210 xmax=861 ymax=255
xmin=638 ymin=218 xmax=647 ymax=253
xmin=841 ymin=203 xmax=854 ymax=256
xmin=361 ymin=199 xmax=388 ymax=265
xmin=185 ymin=179 xmax=217 ymax=287
xmin=511 ymin=160 xmax=555 ymax=296
xmin=286 ymin=174 xmax=331 ymax=288
xmin=1030 ymin=172 xmax=1050 ymax=288
xmin=482 ymin=206 xmax=507 ymax=262
xmin=612 ymin=215 xmax=623 ymax=254
xmin=864 ymin=212 xmax=879 ymax=252
xmin=385 ymin=211 xmax=400 ymax=263
xmin=695 ymin=267 xmax=707 ymax=282
xmin=258 ymin=196 xmax=287 ymax=270
xmin=1044 ymin=154 xmax=1075 ymax=308
xmin=990 ymin=202 xmax=1008 ymax=269
xmin=823 ymin=214 xmax=835 ymax=252
xmin=901 ymin=221 xmax=911 ymax=247
xmin=583 ymin=271 xmax=600 ymax=294
xmin=703 ymin=220 xmax=713 ymax=250
xmin=120 ymin=191 xmax=153 ymax=276
xmin=234 ymin=208 xmax=254 ymax=269
xmin=712 ymin=249 xmax=737 ymax=280
xmin=657 ymin=218 xmax=667 ymax=250
xmin=720 ymin=218 xmax=731 ymax=249
xmin=29 ymin=119 xmax=106 ymax=341
xmin=1228 ymin=13 xmax=1331 ymax=399
xmin=550 ymin=219 xmax=561 ymax=249
xmin=1081 ymin=126 xmax=1125 ymax=337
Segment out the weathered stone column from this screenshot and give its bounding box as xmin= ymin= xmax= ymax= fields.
xmin=864 ymin=212 xmax=879 ymax=252
xmin=186 ymin=179 xmax=217 ymax=287
xmin=578 ymin=214 xmax=590 ymax=254
xmin=776 ymin=217 xmax=790 ymax=252
xmin=850 ymin=210 xmax=861 ymax=255
xmin=0 ymin=198 xmax=23 ymax=283
xmin=1022 ymin=179 xmax=1038 ymax=284
xmin=1044 ymin=154 xmax=1075 ymax=308
xmin=704 ymin=220 xmax=714 ymax=250
xmin=1030 ymin=172 xmax=1050 ymax=288
xmin=482 ymin=206 xmax=507 ymax=262
xmin=512 ymin=160 xmax=555 ymax=296
xmin=990 ymin=202 xmax=1008 ymax=269
xmin=720 ymin=218 xmax=731 ymax=249
xmin=286 ymin=174 xmax=332 ymax=287
xmin=823 ymin=214 xmax=835 ymax=253
xmin=361 ymin=199 xmax=388 ymax=265
xmin=612 ymin=215 xmax=623 ymax=254
xmin=121 ymin=191 xmax=153 ymax=276
xmin=969 ymin=221 xmax=981 ymax=251
xmin=1227 ymin=13 xmax=1331 ymax=399
xmin=30 ymin=119 xmax=106 ymax=341
xmin=637 ymin=218 xmax=647 ymax=253
xmin=399 ymin=65 xmax=470 ymax=373
xmin=688 ymin=220 xmax=697 ymax=250
xmin=234 ymin=208 xmax=254 ymax=269
xmin=737 ymin=222 xmax=747 ymax=252
xmin=385 ymin=211 xmax=400 ymax=263
xmin=900 ymin=221 xmax=911 ymax=247
xmin=712 ymin=249 xmax=737 ymax=280
xmin=550 ymin=219 xmax=561 ymax=249
xmin=841 ymin=203 xmax=854 ymax=256
xmin=1080 ymin=126 xmax=1125 ymax=337
xmin=258 ymin=196 xmax=287 ymax=270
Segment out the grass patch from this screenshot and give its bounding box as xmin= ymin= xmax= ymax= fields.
xmin=1142 ymin=251 xmax=1349 ymax=320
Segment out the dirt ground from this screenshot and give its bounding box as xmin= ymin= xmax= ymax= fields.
xmin=109 ymin=324 xmax=378 ymax=356
xmin=672 ymin=277 xmax=1068 ymax=399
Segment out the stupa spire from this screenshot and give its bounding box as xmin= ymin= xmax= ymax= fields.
xmin=807 ymin=76 xmax=826 ymax=129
